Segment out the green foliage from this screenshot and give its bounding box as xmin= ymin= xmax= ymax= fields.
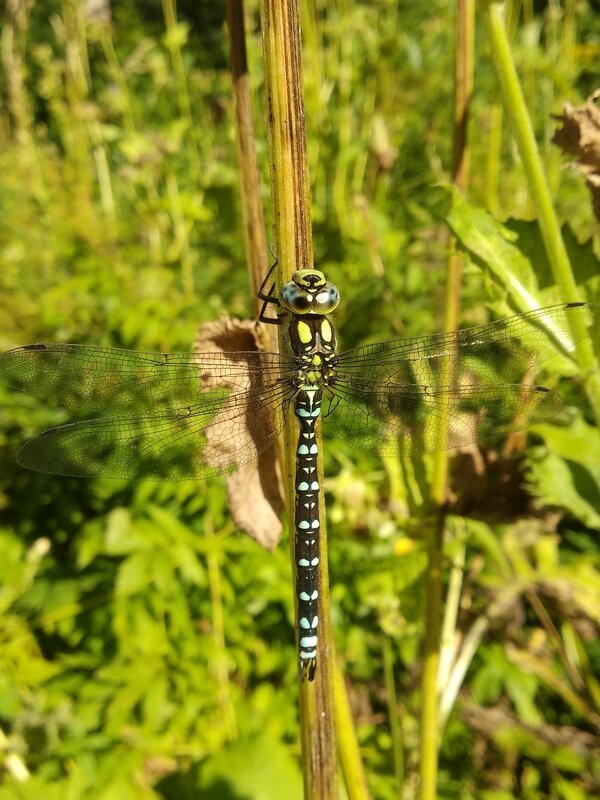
xmin=1 ymin=0 xmax=600 ymax=798
xmin=528 ymin=413 xmax=600 ymax=530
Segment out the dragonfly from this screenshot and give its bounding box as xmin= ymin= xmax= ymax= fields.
xmin=0 ymin=269 xmax=597 ymax=680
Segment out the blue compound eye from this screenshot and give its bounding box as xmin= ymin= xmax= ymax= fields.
xmin=313 ymin=285 xmax=340 ymax=314
xmin=280 ymin=272 xmax=340 ymax=315
xmin=281 ymin=282 xmax=311 ymax=313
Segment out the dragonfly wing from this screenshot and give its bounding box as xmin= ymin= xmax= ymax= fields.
xmin=16 ymin=380 xmax=293 ymax=480
xmin=336 ymin=302 xmax=598 ymax=387
xmin=0 ymin=344 xmax=295 ymax=414
xmin=326 ymin=380 xmax=564 ymax=455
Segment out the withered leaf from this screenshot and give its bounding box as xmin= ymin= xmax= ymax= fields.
xmin=193 ymin=318 xmax=284 ymax=549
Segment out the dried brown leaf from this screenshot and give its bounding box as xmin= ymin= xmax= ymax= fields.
xmin=194 ymin=317 xmax=284 ymax=549
xmin=553 ymin=89 xmax=600 ymax=221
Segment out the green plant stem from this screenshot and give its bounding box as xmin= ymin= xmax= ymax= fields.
xmin=383 ymin=641 xmax=405 ymax=795
xmin=525 ymin=589 xmax=584 ymax=692
xmin=421 ymin=2 xmax=473 ymax=797
xmin=259 ymin=2 xmax=337 ymax=798
xmin=440 ymin=584 xmax=519 ymax=727
xmin=484 ymin=104 xmax=502 ymax=216
xmin=334 ymin=658 xmax=371 ymax=800
xmin=437 ymin=527 xmax=466 ymax=728
xmin=161 ymin=0 xmax=202 ymax=182
xmin=479 ymin=0 xmax=600 ymax=422
xmin=166 ymin=172 xmax=195 ymax=298
xmin=566 ymin=624 xmax=600 ymax=714
xmin=507 ymin=645 xmax=600 ymax=728
xmin=419 ymin=512 xmax=445 ymax=799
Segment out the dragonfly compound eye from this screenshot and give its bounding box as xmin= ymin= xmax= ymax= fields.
xmin=313 ymin=284 xmax=340 ymax=314
xmin=281 ymin=271 xmax=340 ymax=315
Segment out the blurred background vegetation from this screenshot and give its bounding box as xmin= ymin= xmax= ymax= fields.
xmin=0 ymin=0 xmax=599 ymax=798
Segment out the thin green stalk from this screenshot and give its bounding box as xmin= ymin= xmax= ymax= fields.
xmin=438 ymin=531 xmax=488 ymax=730
xmin=421 ymin=2 xmax=474 ymax=797
xmin=88 ymin=119 xmax=116 ymax=221
xmin=61 ymin=0 xmax=95 ymax=215
xmin=166 ymin=172 xmax=195 ymax=298
xmin=161 ymin=0 xmax=202 ymax=183
xmin=259 ymin=2 xmax=337 ymax=798
xmin=437 ymin=528 xmax=466 ymax=715
xmin=440 ymin=584 xmax=521 ymax=727
xmin=565 ymin=624 xmax=600 ymax=714
xmin=96 ymin=32 xmax=164 ymax=260
xmin=419 ymin=513 xmax=445 ymax=799
xmin=507 ymin=646 xmax=600 ymax=728
xmin=560 ymin=0 xmax=577 ymax=77
xmin=334 ymin=658 xmax=371 ymax=800
xmin=479 ymin=0 xmax=600 ymax=422
xmin=440 ymin=612 xmax=490 ymax=726
xmin=382 ymin=641 xmax=405 ymax=795
xmin=484 ymin=104 xmax=502 ymax=216
xmin=525 ymin=590 xmax=585 ymax=691
xmin=1 ymin=0 xmax=49 ymax=205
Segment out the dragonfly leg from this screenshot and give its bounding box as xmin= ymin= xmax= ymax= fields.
xmin=257 ymin=256 xmax=285 ymax=325
xmin=257 ymin=257 xmax=279 ymax=303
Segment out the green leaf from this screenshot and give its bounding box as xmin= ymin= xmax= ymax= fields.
xmin=440 ymin=186 xmax=543 ymax=309
xmin=527 ymin=413 xmax=600 ymax=529
xmin=198 ymin=731 xmax=303 ymax=800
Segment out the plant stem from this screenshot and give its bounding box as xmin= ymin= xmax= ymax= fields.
xmin=334 ymin=657 xmax=371 ymax=800
xmin=484 ymin=104 xmax=502 ymax=216
xmin=161 ymin=0 xmax=202 ymax=182
xmin=383 ymin=641 xmax=405 ymax=795
xmin=421 ymin=2 xmax=474 ymax=798
xmin=419 ymin=512 xmax=445 ymax=799
xmin=259 ymin=2 xmax=337 ymax=797
xmin=437 ymin=526 xmax=466 ymax=726
xmin=479 ymin=0 xmax=600 ymax=422
xmin=225 ymin=0 xmax=270 ymax=319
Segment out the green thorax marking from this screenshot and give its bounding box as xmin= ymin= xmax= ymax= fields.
xmin=291 ymin=317 xmax=338 ymax=389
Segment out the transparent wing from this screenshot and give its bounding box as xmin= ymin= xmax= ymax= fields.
xmin=0 ymin=343 xmax=296 ymax=413
xmin=329 ymin=302 xmax=596 ymax=454
xmin=14 ymin=381 xmax=294 ymax=480
xmin=324 ymin=380 xmax=564 ymax=455
xmin=336 ymin=302 xmax=598 ymax=387
xmin=0 ymin=344 xmax=297 ymax=480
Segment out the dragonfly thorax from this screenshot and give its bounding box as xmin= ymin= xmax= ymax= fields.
xmin=280 ymin=269 xmax=340 ymax=316
xmin=290 ymin=316 xmax=338 ymax=391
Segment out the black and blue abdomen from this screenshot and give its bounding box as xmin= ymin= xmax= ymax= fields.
xmin=294 ymin=386 xmax=322 ymax=680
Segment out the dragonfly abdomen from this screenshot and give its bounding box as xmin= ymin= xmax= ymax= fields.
xmin=294 ymin=386 xmax=322 ymax=681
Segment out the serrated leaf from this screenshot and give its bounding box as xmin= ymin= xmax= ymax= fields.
xmin=527 ymin=414 xmax=600 ymax=529
xmin=531 ymin=412 xmax=600 ymax=476
xmin=440 ymin=186 xmax=543 ymax=310
xmin=527 ymin=451 xmax=600 ymax=529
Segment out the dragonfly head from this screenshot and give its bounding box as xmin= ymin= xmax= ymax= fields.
xmin=280 ymin=269 xmax=340 ymax=315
